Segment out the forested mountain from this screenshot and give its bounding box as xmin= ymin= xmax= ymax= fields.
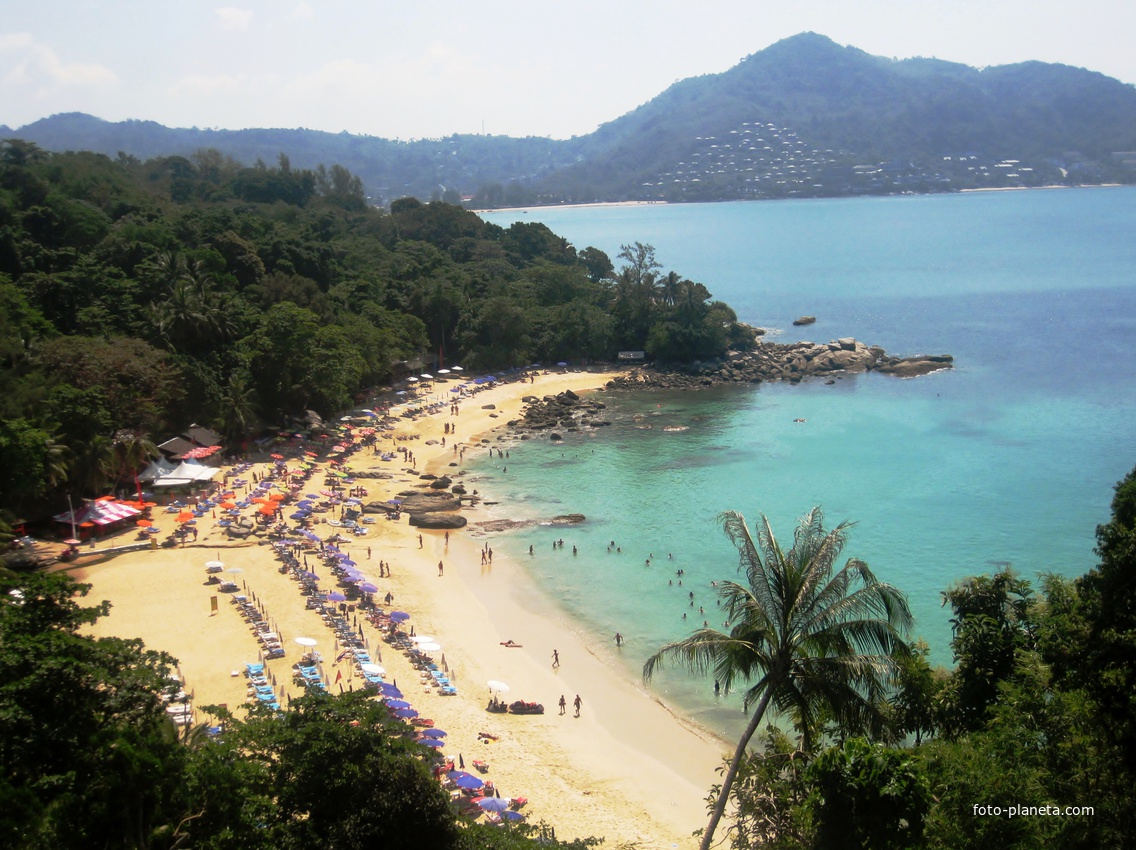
xmin=0 ymin=140 xmax=751 ymax=526
xmin=4 ymin=34 xmax=1135 ymax=205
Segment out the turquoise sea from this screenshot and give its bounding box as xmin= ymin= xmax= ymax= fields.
xmin=477 ymin=188 xmax=1136 ymax=737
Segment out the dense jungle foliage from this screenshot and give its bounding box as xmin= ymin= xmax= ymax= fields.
xmin=0 ymin=140 xmax=752 ymax=527
xmin=706 ymin=465 xmax=1136 ymax=850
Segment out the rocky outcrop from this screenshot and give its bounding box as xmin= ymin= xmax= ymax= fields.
xmin=604 ymin=339 xmax=952 ymax=391
xmin=511 ymin=390 xmax=610 ymax=437
xmin=793 ymin=315 xmax=817 ymax=326
xmin=409 ymin=512 xmax=467 ymax=529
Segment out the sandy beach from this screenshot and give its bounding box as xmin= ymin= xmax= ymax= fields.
xmin=66 ymin=369 xmax=728 ymax=848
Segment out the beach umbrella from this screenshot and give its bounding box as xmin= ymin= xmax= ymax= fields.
xmin=294 ymin=637 xmax=317 ymax=647
xmin=205 ymin=560 xmax=224 ymax=570
xmin=360 ymin=663 xmax=385 ymax=676
xmin=448 ymin=771 xmax=484 ymax=791
xmin=487 ymin=680 xmax=510 ymax=693
xmin=452 ymin=365 xmax=463 ymax=371
xmin=63 ymin=537 xmax=82 ymax=546
xmin=393 ymin=707 xmax=418 ymax=718
xmin=136 ymin=519 xmax=153 ymax=527
xmin=410 ymin=635 xmax=434 ymax=644
xmin=378 ymin=683 xmax=403 ymax=698
xmin=358 ymin=582 xmax=379 ymax=594
xmin=416 ymin=642 xmax=442 ymax=652
xmin=385 ymin=698 xmax=411 ymax=709
xmin=389 ymin=611 xmax=410 ymax=623
xmin=327 ymin=591 xmax=347 ymax=602
xmin=417 ymin=737 xmax=445 ymax=748
xmin=420 ymin=728 xmax=447 ymax=738
xmin=475 ymin=796 xmax=510 ymax=812
xmin=227 ymin=567 xmax=243 ymax=575
xmin=501 ymin=811 xmax=526 ymax=823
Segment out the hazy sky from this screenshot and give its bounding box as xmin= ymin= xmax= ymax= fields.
xmin=3 ymin=1 xmax=1134 ymax=140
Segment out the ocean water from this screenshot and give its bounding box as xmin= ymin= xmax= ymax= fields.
xmin=476 ymin=188 xmax=1136 ymax=737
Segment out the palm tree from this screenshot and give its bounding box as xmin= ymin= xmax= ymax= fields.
xmin=643 ymin=507 xmax=913 ymax=850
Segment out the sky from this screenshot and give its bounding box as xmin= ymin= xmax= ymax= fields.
xmin=2 ymin=0 xmax=1134 ymax=141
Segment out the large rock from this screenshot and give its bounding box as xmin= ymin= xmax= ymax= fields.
xmin=408 ymin=512 xmax=468 ymax=529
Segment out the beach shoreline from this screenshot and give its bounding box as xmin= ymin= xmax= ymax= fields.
xmin=66 ymin=369 xmax=728 ymax=848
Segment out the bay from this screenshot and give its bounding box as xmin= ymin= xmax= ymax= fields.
xmin=476 ymin=188 xmax=1136 ymax=737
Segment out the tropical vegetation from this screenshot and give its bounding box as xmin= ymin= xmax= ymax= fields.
xmin=0 ymin=139 xmax=752 ymax=533
xmin=645 ymin=464 xmax=1136 ymax=849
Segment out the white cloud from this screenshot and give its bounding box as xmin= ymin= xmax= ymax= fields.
xmin=216 ymin=7 xmax=254 ymax=32
xmin=0 ymin=32 xmax=36 ymax=51
xmin=0 ymin=36 xmax=118 ymax=98
xmin=291 ymin=2 xmax=314 ymax=20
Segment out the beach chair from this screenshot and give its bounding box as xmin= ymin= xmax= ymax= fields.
xmin=245 ymin=662 xmax=266 ymax=677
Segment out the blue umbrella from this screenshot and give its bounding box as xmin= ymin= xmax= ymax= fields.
xmin=420 ymin=728 xmax=447 ymax=738
xmin=358 ymin=582 xmax=379 ymax=594
xmin=385 ymin=699 xmax=411 ymax=709
xmin=390 ymin=611 xmax=410 ymax=622
xmin=378 ymin=683 xmax=403 ymax=698
xmin=418 ymin=737 xmax=445 ymax=748
xmin=501 ymin=810 xmax=526 ymax=822
xmin=447 ymin=771 xmax=483 ymax=790
xmin=327 ymin=591 xmax=347 ymax=602
xmin=289 ymin=512 xmax=309 ymax=520
xmin=393 ymin=708 xmax=418 ymax=718
xmin=476 ymin=796 xmax=510 ymax=812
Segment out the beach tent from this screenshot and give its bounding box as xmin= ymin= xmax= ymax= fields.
xmin=152 ymin=460 xmax=221 ymax=488
xmin=54 ymin=499 xmax=141 ymax=529
xmin=138 ymin=457 xmax=177 ymax=483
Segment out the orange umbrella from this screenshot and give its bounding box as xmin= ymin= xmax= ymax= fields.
xmin=136 ymin=519 xmax=153 ymax=527
xmin=249 ymin=497 xmax=267 ymax=504
xmin=259 ymin=505 xmax=277 ymax=516
xmin=220 ymin=501 xmax=236 ymax=509
xmin=268 ymin=492 xmax=286 ymax=502
xmin=176 ymin=511 xmax=194 ymax=522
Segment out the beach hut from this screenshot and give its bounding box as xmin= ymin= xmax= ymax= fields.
xmin=53 ymin=498 xmax=142 ymax=539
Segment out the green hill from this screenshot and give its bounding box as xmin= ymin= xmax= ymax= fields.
xmin=5 ymin=33 xmax=1135 ymax=204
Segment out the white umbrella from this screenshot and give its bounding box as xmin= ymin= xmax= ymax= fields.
xmin=487 ymin=680 xmax=510 ymax=693
xmin=451 ymin=366 xmax=464 ymax=371
xmin=205 ymin=560 xmax=224 ymax=570
xmin=417 ymin=642 xmax=442 ymax=652
xmin=406 ymin=377 xmax=419 ymax=382
xmin=437 ymin=369 xmax=451 ymax=374
xmin=294 ymin=637 xmax=317 ymax=647
xmin=410 ymin=634 xmax=434 ymax=643
xmin=420 ymin=373 xmax=434 ymax=380
xmin=360 ymin=663 xmax=385 ymax=676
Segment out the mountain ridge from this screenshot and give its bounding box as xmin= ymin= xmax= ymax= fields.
xmin=4 ymin=33 xmax=1135 ymax=205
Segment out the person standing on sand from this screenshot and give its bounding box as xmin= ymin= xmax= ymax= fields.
xmin=559 ymin=695 xmax=566 ymax=715
xmin=615 ymin=632 xmax=623 ymax=647
xmin=438 ymin=561 xmax=444 ymax=576
xmin=574 ymin=694 xmax=582 ymax=717
xmin=418 ymin=534 xmax=423 ymax=549
xmin=552 ymin=649 xmax=560 ymax=669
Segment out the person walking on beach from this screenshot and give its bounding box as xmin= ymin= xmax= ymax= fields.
xmin=552 ymin=649 xmax=560 ymax=669
xmin=614 ymin=632 xmax=623 ymax=647
xmin=559 ymin=694 xmax=566 ymax=715
xmin=438 ymin=560 xmax=444 ymax=576
xmin=573 ymin=694 xmax=582 ymax=717
xmin=418 ymin=534 xmax=423 ymax=549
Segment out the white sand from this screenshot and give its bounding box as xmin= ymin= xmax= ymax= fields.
xmin=70 ymin=370 xmax=729 ymax=847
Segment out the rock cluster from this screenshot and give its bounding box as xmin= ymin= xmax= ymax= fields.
xmin=505 ymin=389 xmax=613 ymax=439
xmin=363 ymin=490 xmax=468 ymax=529
xmin=605 ymin=339 xmax=952 ymax=391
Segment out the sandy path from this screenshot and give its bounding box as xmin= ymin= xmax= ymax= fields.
xmin=70 ymin=370 xmax=728 ymax=848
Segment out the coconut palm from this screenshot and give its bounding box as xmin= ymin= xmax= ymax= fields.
xmin=643 ymin=507 xmax=913 ymax=850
